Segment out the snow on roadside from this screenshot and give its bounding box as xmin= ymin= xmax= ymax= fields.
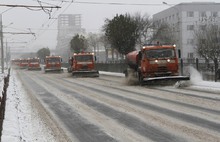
xmin=1 ymin=70 xmax=56 ymax=142
xmin=1 ymin=68 xmax=219 ymax=142
xmin=99 ymin=71 xmax=125 ymax=77
xmin=187 ymin=67 xmax=220 ymax=93
xmin=100 ymin=67 xmax=220 ymax=93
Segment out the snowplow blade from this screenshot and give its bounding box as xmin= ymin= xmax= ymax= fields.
xmin=28 ymin=67 xmax=41 ymax=71
xmin=72 ymin=70 xmax=99 ymax=77
xmin=45 ymin=68 xmax=64 ymax=73
xmin=143 ymin=76 xmax=190 ymax=81
xmin=141 ymin=76 xmax=190 ymax=85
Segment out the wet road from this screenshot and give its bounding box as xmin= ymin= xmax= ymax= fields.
xmin=16 ymin=69 xmax=220 ymax=142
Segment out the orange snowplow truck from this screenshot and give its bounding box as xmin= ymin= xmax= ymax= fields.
xmin=68 ymin=52 xmax=99 ymax=77
xmin=28 ymin=58 xmax=41 ymax=70
xmin=19 ymin=59 xmax=29 ymax=69
xmin=11 ymin=59 xmax=21 ymax=68
xmin=44 ymin=56 xmax=63 ymax=73
xmin=125 ymin=44 xmax=189 ymax=85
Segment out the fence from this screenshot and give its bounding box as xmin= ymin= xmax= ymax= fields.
xmin=62 ymin=58 xmax=220 ymax=81
xmin=181 ymin=58 xmax=219 ymax=82
xmin=0 ymin=69 xmax=10 ymax=142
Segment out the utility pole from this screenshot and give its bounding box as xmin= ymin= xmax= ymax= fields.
xmin=0 ymin=14 xmax=4 ymax=73
xmin=5 ymin=40 xmax=8 ymax=68
xmin=0 ymin=4 xmax=61 ymax=73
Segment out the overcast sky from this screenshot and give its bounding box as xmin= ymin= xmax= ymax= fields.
xmin=0 ymin=0 xmax=217 ymax=52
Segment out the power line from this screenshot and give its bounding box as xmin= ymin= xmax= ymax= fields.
xmin=3 ymin=32 xmax=35 ymax=35
xmin=0 ymin=3 xmax=62 ymax=18
xmin=42 ymin=0 xmax=169 ymax=6
xmin=0 ymin=3 xmax=61 ymax=8
xmin=73 ymin=1 xmax=164 ymax=6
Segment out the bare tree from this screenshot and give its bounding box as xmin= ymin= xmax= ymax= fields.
xmin=131 ymin=12 xmax=153 ymax=49
xmin=87 ymin=33 xmax=99 ymax=55
xmin=194 ymin=24 xmax=220 ymax=62
xmin=149 ymin=21 xmax=175 ymax=45
xmin=99 ymin=34 xmax=111 ymax=61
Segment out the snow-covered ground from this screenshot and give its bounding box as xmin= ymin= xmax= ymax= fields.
xmin=1 ymin=70 xmax=56 ymax=142
xmin=1 ymin=67 xmax=220 ymax=142
xmin=186 ymin=67 xmax=220 ymax=93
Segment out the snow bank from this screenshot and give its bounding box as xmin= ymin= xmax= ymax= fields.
xmin=187 ymin=67 xmax=220 ymax=93
xmin=1 ymin=70 xmax=56 ymax=142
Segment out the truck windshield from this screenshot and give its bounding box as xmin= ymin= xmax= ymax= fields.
xmin=145 ymin=49 xmax=175 ymax=58
xmin=30 ymin=59 xmax=39 ymax=62
xmin=21 ymin=60 xmax=28 ymax=63
xmin=75 ymin=55 xmax=93 ymax=62
xmin=47 ymin=58 xmax=60 ymax=62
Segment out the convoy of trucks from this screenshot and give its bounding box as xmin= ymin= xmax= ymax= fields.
xmin=10 ymin=43 xmax=190 ymax=85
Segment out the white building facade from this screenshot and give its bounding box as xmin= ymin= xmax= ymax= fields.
xmin=56 ymin=14 xmax=85 ymax=61
xmin=153 ymin=2 xmax=220 ymax=59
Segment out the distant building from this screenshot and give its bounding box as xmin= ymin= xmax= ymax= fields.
xmin=153 ymin=2 xmax=220 ymax=59
xmin=56 ymin=14 xmax=85 ymax=61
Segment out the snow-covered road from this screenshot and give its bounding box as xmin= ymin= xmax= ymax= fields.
xmin=1 ymin=68 xmax=220 ymax=142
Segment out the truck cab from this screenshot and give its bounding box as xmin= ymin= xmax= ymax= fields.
xmin=44 ymin=56 xmax=63 ymax=73
xmin=28 ymin=58 xmax=41 ymax=70
xmin=68 ymin=52 xmax=99 ymax=77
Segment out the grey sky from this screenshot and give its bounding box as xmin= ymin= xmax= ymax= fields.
xmin=0 ymin=0 xmax=217 ymax=51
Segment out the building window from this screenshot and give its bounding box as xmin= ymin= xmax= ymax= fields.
xmin=187 ymin=11 xmax=194 ymax=17
xmin=187 ymin=25 xmax=194 ymax=30
xmin=212 ymin=12 xmax=218 ymax=17
xmin=199 ymin=25 xmax=206 ymax=30
xmin=199 ymin=11 xmax=207 ymax=17
xmin=187 ymin=39 xmax=194 ymax=45
xmin=212 ymin=25 xmax=218 ymax=29
xmin=201 ymin=39 xmax=206 ymax=44
xmin=187 ymin=53 xmax=194 ymax=58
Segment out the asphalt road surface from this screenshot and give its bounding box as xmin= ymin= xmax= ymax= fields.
xmin=16 ymin=69 xmax=220 ymax=142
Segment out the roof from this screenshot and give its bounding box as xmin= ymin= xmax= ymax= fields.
xmin=142 ymin=45 xmax=175 ymax=50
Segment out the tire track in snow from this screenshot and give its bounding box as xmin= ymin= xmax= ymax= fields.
xmin=18 ymin=71 xmax=118 ymax=142
xmin=39 ymin=75 xmax=187 ymax=142
xmin=79 ymin=78 xmax=220 ymax=116
xmin=62 ymin=79 xmax=220 ymax=133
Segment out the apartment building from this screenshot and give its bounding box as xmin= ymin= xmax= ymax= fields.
xmin=153 ymin=2 xmax=220 ymax=59
xmin=56 ymin=14 xmax=85 ymax=61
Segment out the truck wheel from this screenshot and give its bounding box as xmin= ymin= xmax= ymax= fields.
xmin=138 ymin=72 xmax=143 ymax=86
xmin=124 ymin=69 xmax=128 ymax=77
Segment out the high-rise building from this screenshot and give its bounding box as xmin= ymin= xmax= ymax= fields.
xmin=56 ymin=14 xmax=85 ymax=61
xmin=153 ymin=2 xmax=220 ymax=59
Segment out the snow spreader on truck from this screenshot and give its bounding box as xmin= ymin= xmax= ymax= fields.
xmin=68 ymin=52 xmax=99 ymax=77
xmin=124 ymin=44 xmax=190 ymax=85
xmin=44 ymin=56 xmax=63 ymax=73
